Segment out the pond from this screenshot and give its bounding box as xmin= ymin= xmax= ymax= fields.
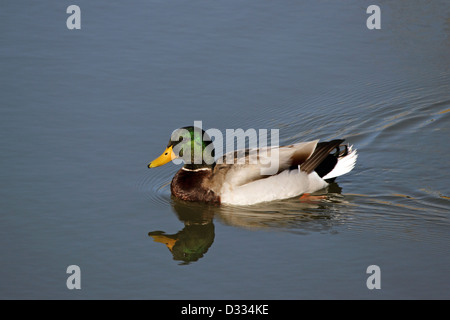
xmin=1 ymin=1 xmax=449 ymax=299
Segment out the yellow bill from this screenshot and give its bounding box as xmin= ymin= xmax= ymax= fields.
xmin=148 ymin=146 xmax=177 ymax=168
xmin=150 ymin=234 xmax=178 ymax=251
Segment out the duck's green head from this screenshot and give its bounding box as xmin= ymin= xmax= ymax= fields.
xmin=148 ymin=126 xmax=215 ymax=170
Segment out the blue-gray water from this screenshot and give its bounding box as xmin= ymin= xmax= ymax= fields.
xmin=1 ymin=1 xmax=449 ymax=299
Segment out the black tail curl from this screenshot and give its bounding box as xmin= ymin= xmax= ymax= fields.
xmin=301 ymin=140 xmax=349 ymax=178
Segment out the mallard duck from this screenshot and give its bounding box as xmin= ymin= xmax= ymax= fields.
xmin=148 ymin=126 xmax=357 ymax=206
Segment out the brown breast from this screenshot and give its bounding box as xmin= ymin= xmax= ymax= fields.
xmin=170 ymin=169 xmax=220 ymax=204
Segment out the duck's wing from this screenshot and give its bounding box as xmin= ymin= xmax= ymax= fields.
xmin=210 ymin=140 xmax=319 ymax=190
xmin=210 ymin=139 xmax=356 ymax=206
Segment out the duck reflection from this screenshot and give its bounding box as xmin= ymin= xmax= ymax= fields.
xmin=148 ymin=201 xmax=216 ymax=265
xmin=149 ymin=182 xmax=347 ymax=264
xmin=215 ymin=182 xmax=345 ymax=232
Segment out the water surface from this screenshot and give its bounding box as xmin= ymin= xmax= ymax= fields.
xmin=1 ymin=1 xmax=449 ymax=299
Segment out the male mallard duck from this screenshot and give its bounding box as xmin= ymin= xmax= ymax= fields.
xmin=148 ymin=126 xmax=357 ymax=206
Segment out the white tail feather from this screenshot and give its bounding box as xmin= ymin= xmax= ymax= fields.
xmin=322 ymin=145 xmax=358 ymax=180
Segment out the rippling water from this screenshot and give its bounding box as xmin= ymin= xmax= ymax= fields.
xmin=1 ymin=1 xmax=449 ymax=299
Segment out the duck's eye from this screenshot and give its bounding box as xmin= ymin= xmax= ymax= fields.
xmin=165 ymin=152 xmax=168 ymax=155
